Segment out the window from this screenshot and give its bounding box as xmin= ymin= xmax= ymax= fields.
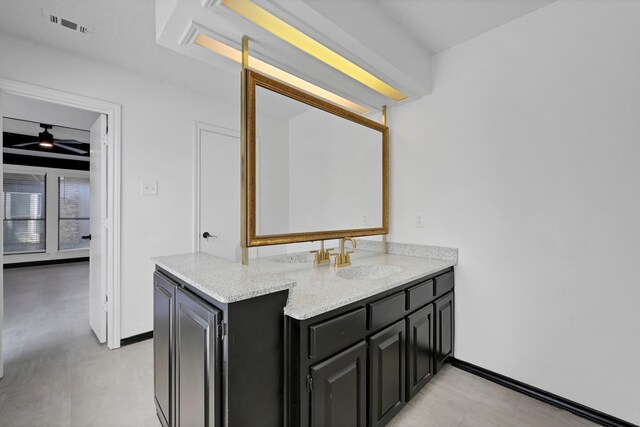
xmin=58 ymin=176 xmax=90 ymax=250
xmin=3 ymin=172 xmax=47 ymax=254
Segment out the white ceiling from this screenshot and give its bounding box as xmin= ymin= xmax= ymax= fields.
xmin=3 ymin=94 xmax=99 ymax=132
xmin=0 ymin=0 xmax=557 ymax=107
xmin=0 ymin=0 xmax=239 ymax=102
xmin=376 ymin=0 xmax=557 ymax=53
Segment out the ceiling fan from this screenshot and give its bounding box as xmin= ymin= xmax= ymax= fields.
xmin=12 ymin=124 xmax=88 ymax=155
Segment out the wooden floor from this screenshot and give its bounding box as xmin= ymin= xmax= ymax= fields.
xmin=0 ymin=263 xmax=599 ymax=426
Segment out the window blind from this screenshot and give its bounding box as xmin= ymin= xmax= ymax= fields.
xmin=3 ymin=172 xmax=47 ymax=254
xmin=58 ymin=176 xmax=90 ymax=250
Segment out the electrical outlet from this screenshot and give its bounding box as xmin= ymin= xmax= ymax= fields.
xmin=363 ymin=214 xmax=369 ymax=226
xmin=416 ymin=213 xmax=424 ymax=228
xmin=141 ymin=181 xmax=158 ymax=196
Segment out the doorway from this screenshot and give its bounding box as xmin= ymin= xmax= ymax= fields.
xmin=0 ymin=78 xmax=122 ymax=379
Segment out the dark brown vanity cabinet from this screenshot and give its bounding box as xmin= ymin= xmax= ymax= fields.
xmin=153 ymin=272 xmax=221 ymax=427
xmin=434 ymin=291 xmax=454 ymax=372
xmin=175 ymin=286 xmax=222 ymax=427
xmin=369 ymin=320 xmax=406 ymax=427
xmin=310 ymin=341 xmax=367 ymax=427
xmin=406 ymin=304 xmax=435 ymax=400
xmin=287 ymin=267 xmax=454 ymax=427
xmin=154 ymin=267 xmax=289 ymax=427
xmin=154 ymin=273 xmax=175 ymax=427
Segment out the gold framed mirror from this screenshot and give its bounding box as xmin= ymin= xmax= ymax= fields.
xmin=243 ymin=69 xmax=389 ymax=247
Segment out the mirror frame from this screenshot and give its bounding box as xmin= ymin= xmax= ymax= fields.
xmin=243 ymin=69 xmax=389 ymax=247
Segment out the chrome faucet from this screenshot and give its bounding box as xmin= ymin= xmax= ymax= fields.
xmin=332 ymin=237 xmax=357 ymax=268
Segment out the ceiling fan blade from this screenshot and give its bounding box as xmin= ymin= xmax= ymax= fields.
xmin=54 ymin=143 xmax=88 ymax=155
xmin=53 ymin=139 xmax=84 ymax=144
xmin=12 ymin=142 xmax=39 ymax=147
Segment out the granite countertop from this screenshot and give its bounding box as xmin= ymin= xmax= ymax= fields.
xmin=154 ymin=241 xmax=457 ymax=319
xmin=273 ymin=252 xmax=456 ymax=319
xmin=153 ymin=252 xmax=296 ymax=303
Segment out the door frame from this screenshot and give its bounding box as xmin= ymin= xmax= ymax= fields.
xmin=0 ymin=77 xmax=122 ymax=350
xmin=192 ymin=121 xmax=259 ymax=258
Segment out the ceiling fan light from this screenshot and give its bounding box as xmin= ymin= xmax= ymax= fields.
xmin=38 ymin=129 xmax=54 ymax=148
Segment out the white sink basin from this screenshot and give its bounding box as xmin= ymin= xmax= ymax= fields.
xmin=269 ymin=253 xmax=315 ymax=263
xmin=336 ymin=265 xmax=402 ymax=280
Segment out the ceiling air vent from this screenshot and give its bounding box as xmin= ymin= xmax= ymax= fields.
xmin=60 ymin=18 xmax=77 ymax=31
xmin=45 ymin=12 xmax=91 ymax=36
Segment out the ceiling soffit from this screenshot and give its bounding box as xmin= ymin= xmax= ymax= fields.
xmin=156 ymin=0 xmax=433 ymax=114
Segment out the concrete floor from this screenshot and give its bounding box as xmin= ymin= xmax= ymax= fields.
xmin=0 ymin=262 xmax=158 ymax=427
xmin=0 ymin=263 xmax=599 ymax=427
xmin=388 ymin=365 xmax=598 ymax=427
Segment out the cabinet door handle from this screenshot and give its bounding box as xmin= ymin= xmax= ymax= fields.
xmin=81 ymin=234 xmax=92 ymax=240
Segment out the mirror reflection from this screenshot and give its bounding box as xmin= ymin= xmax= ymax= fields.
xmin=255 ymin=85 xmax=383 ymax=237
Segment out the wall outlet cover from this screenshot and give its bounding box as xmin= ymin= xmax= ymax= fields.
xmin=141 ymin=181 xmax=158 ymax=196
xmin=416 ymin=213 xmax=424 ymax=228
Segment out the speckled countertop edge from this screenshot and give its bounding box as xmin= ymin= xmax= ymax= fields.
xmin=153 ymin=242 xmax=457 ymax=316
xmin=282 ymin=255 xmax=456 ymax=320
xmin=356 ymin=240 xmax=458 ymax=262
xmin=153 ymin=253 xmax=296 ymax=303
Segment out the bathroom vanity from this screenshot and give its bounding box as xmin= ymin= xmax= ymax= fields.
xmin=153 ymin=244 xmax=457 ymax=427
xmin=153 ymin=55 xmax=457 ymax=427
xmin=286 ymin=267 xmax=454 ymax=427
xmin=152 ymin=254 xmax=295 ymax=427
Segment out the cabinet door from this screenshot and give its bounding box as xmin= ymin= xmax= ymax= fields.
xmin=154 ymin=273 xmax=175 ymax=427
xmin=406 ymin=304 xmax=434 ymax=400
xmin=369 ymin=319 xmax=406 ymax=427
xmin=175 ymin=287 xmax=222 ymax=427
xmin=310 ymin=341 xmax=367 ymax=427
xmin=434 ymin=292 xmax=454 ymax=372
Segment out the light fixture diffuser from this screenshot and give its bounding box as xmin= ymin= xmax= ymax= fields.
xmin=221 ymin=0 xmax=408 ymax=101
xmin=194 ymin=33 xmax=370 ymax=114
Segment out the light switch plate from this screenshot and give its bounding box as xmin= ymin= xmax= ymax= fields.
xmin=141 ymin=181 xmax=158 ymax=196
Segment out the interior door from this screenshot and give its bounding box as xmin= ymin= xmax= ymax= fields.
xmin=198 ymin=128 xmax=240 ymax=262
xmin=89 ymin=114 xmax=107 ymax=343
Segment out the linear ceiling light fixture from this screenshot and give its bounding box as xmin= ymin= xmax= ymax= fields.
xmin=194 ymin=33 xmax=370 ymax=114
xmin=221 ymin=0 xmax=408 ymax=101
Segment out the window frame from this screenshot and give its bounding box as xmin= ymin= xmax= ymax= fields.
xmin=2 ymin=164 xmax=90 ymax=257
xmin=2 ymin=170 xmax=47 ymax=255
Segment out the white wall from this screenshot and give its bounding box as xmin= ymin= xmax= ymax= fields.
xmin=388 ymin=1 xmax=640 ymax=423
xmin=0 ymin=31 xmax=240 ymax=339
